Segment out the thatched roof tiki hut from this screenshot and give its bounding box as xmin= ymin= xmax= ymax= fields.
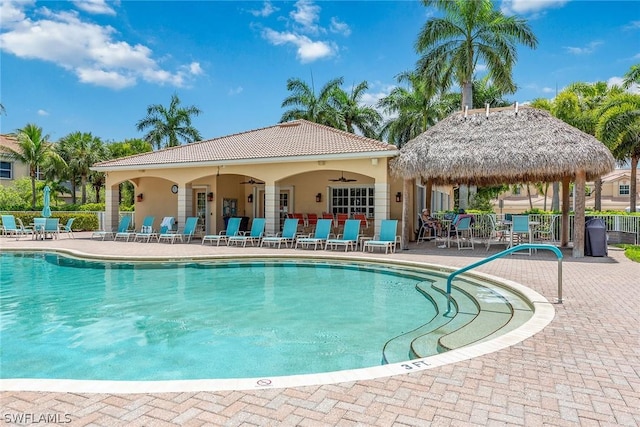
xmin=392 ymin=105 xmax=615 ymax=258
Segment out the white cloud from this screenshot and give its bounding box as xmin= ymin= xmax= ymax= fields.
xmin=290 ymin=0 xmax=321 ymax=34
xmin=542 ymin=87 xmax=555 ymax=94
xmin=564 ymin=41 xmax=603 ymax=55
xmin=72 ymin=0 xmax=116 ymax=16
xmin=37 ymin=109 xmax=49 ymax=116
xmin=623 ymin=20 xmax=640 ymax=31
xmin=608 ymin=76 xmax=640 ymax=94
xmin=0 ymin=2 xmax=202 ymax=90
xmin=329 ymin=17 xmax=350 ymax=36
xmin=501 ymin=0 xmax=569 ymax=15
xmin=249 ymin=1 xmax=278 ymax=17
xmin=228 ymin=86 xmax=243 ymax=96
xmin=262 ymin=28 xmax=335 ymax=62
xmin=0 ymin=0 xmax=32 ymax=23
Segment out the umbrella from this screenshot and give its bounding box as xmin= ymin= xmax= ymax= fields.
xmin=41 ymin=185 xmax=52 ymax=218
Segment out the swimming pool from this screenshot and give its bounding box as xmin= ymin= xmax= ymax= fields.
xmin=0 ymin=251 xmax=553 ymax=392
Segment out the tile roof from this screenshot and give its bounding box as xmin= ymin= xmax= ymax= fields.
xmin=94 ymin=120 xmax=398 ymax=169
xmin=0 ymin=134 xmax=19 ymax=151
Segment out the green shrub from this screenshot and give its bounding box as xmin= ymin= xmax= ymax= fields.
xmin=1 ymin=211 xmax=99 ymax=231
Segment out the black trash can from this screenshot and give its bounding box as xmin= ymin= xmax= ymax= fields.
xmin=585 ymin=218 xmax=608 ymax=256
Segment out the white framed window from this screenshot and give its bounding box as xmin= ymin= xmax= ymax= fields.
xmin=330 ymin=186 xmax=374 ymax=217
xmin=0 ymin=161 xmax=12 ymax=179
xmin=619 ymin=184 xmax=630 ymax=196
xmin=35 ymin=165 xmax=44 ymax=181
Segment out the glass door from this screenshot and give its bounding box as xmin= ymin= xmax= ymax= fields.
xmin=196 ymin=191 xmax=207 ymax=235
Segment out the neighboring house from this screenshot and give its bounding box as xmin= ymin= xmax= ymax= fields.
xmin=494 ymin=168 xmax=640 ymax=213
xmin=0 ymin=134 xmax=33 ymax=186
xmin=92 ymin=120 xmax=454 ymax=237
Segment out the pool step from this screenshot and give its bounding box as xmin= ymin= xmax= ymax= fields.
xmin=381 ymin=280 xmax=453 ymax=364
xmin=409 ymin=280 xmax=481 ymax=359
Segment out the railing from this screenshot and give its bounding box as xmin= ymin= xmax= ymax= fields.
xmin=445 ymin=244 xmax=564 ymax=313
xmin=434 ymin=212 xmax=640 ymax=244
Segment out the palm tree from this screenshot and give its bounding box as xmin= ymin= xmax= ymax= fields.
xmin=623 ymin=64 xmax=640 ymax=89
xmin=329 ymin=81 xmax=382 ymax=138
xmin=0 ymin=124 xmax=65 ymax=209
xmin=377 ymin=71 xmax=455 ymax=147
xmin=136 ymin=94 xmax=202 ymax=149
xmin=415 ymin=0 xmax=537 ymax=110
xmin=280 ymin=76 xmax=343 ymax=126
xmin=59 ymin=132 xmax=106 ymax=204
xmin=596 ymin=93 xmax=640 ymax=213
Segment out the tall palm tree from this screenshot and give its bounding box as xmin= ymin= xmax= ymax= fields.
xmin=329 ymin=81 xmax=382 ymax=138
xmin=596 ymin=93 xmax=640 ymax=213
xmin=377 ymin=71 xmax=455 ymax=147
xmin=136 ymin=94 xmax=202 ymax=149
xmin=415 ymin=0 xmax=537 ymax=110
xmin=280 ymin=76 xmax=343 ymax=126
xmin=59 ymin=132 xmax=106 ymax=204
xmin=0 ymin=124 xmax=65 ymax=209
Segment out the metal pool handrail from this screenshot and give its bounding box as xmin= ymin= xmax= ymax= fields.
xmin=446 ymin=244 xmax=564 ymax=313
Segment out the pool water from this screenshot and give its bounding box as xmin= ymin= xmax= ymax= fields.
xmin=1 ymin=252 xmax=444 ymax=380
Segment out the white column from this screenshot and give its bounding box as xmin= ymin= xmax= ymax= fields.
xmin=374 ymin=182 xmax=390 ymax=236
xmin=104 ymin=185 xmax=119 ymax=231
xmin=177 ymin=184 xmax=193 ymax=232
xmin=264 ymin=183 xmax=279 ymax=235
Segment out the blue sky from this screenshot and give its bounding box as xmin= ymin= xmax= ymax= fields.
xmin=1 ymin=0 xmax=639 ymax=143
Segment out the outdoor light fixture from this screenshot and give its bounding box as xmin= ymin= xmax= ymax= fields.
xmin=395 ymin=192 xmax=402 ymax=203
xmin=316 ymin=193 xmax=322 ymax=203
xmin=207 ymin=192 xmax=214 ymax=202
xmin=248 ymin=193 xmax=253 ymax=203
xmin=136 ymin=193 xmax=144 ymax=202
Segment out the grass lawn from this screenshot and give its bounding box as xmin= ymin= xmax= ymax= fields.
xmin=617 ymin=244 xmax=640 ymax=263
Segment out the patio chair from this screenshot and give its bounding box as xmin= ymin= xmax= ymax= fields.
xmin=1 ymin=215 xmax=23 ymax=239
xmin=33 ymin=218 xmax=47 ymax=240
xmin=485 ymin=215 xmax=510 ymax=251
xmin=450 ymin=216 xmax=474 ymax=250
xmin=15 ymin=218 xmax=36 ymax=239
xmin=295 ymin=219 xmax=332 ymax=250
xmin=228 ymin=218 xmax=266 ymax=247
xmin=353 ymin=213 xmax=369 ymax=228
xmin=91 ymin=216 xmax=131 ymax=241
xmin=326 ymin=219 xmax=360 ymax=252
xmin=261 ymin=218 xmax=298 ymax=248
xmin=363 ymin=219 xmax=398 ymax=254
xmin=158 ymin=217 xmax=198 ymax=244
xmin=509 ymin=215 xmax=532 ymax=255
xmin=58 ymin=218 xmax=75 ymax=239
xmin=202 ymin=217 xmax=241 ymax=246
xmin=43 ymin=218 xmax=60 ymax=240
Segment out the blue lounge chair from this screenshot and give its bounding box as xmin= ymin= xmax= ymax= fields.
xmin=158 ymin=216 xmax=198 ymax=243
xmin=363 ymin=219 xmax=399 ymax=254
xmin=228 ymin=218 xmax=266 ymax=247
xmin=43 ymin=218 xmax=60 ymax=240
xmin=92 ymin=216 xmax=131 ymax=241
xmin=1 ymin=215 xmax=22 ymax=239
xmin=133 ymin=216 xmax=157 ymax=242
xmin=261 ymin=218 xmax=298 ymax=248
xmin=202 ymin=217 xmax=241 ymax=246
xmin=325 ymin=219 xmax=360 ymax=252
xmin=114 ymin=216 xmax=151 ymax=242
xmin=295 ymin=219 xmax=332 ymax=250
xmin=450 ymin=215 xmax=474 ymax=250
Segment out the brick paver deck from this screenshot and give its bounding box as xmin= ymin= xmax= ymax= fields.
xmin=1 ymin=234 xmax=639 ymax=426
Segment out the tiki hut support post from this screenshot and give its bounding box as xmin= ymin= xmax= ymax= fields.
xmin=561 ymin=176 xmax=571 ymax=247
xmin=401 ymin=178 xmax=411 ymax=250
xmin=573 ymin=170 xmax=587 ymax=258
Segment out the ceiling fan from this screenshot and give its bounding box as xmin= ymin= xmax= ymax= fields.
xmin=240 ymin=178 xmax=264 ymax=185
xmin=329 ymin=172 xmax=357 ymax=182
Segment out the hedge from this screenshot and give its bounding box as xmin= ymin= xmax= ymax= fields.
xmin=0 ymin=211 xmax=99 ymax=231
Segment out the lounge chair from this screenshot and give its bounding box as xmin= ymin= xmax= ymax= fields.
xmin=91 ymin=216 xmax=131 ymax=241
xmin=133 ymin=216 xmax=158 ymax=242
xmin=228 ymin=218 xmax=266 ymax=247
xmin=114 ymin=216 xmax=152 ymax=242
xmin=202 ymin=217 xmax=241 ymax=246
xmin=158 ymin=217 xmax=198 ymax=243
xmin=261 ymin=218 xmax=298 ymax=248
xmin=325 ymin=219 xmax=360 ymax=252
xmin=1 ymin=215 xmax=23 ymax=239
xmin=450 ymin=216 xmax=474 ymax=250
xmin=363 ymin=219 xmax=399 ymax=254
xmin=295 ymin=219 xmax=332 ymax=250
xmin=58 ymin=218 xmax=75 ymax=239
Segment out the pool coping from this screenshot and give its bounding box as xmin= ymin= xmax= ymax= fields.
xmin=0 ymin=248 xmax=555 ymax=394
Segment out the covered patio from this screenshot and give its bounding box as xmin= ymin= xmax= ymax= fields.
xmin=392 ymin=105 xmax=615 ymax=257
